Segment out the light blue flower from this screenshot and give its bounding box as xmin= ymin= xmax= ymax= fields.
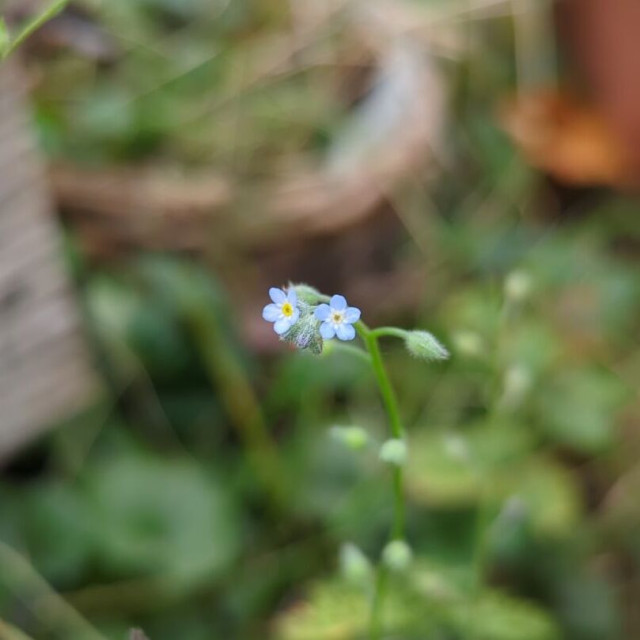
xmin=314 ymin=294 xmax=360 ymax=341
xmin=263 ymin=287 xmax=300 ymax=335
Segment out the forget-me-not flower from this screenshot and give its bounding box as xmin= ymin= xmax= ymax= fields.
xmin=263 ymin=287 xmax=300 ymax=335
xmin=314 ymin=294 xmax=360 ymax=341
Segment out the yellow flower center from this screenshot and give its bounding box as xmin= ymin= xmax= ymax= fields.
xmin=282 ymin=302 xmax=294 ymax=317
xmin=332 ymin=311 xmax=343 ymax=324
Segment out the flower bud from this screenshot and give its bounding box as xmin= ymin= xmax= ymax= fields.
xmin=379 ymin=438 xmax=408 ymax=466
xmin=504 ymin=270 xmax=533 ymax=303
xmin=498 ymin=364 xmax=532 ymax=411
xmin=404 ymin=331 xmax=449 ymax=362
xmin=291 ymin=283 xmax=323 ymax=305
xmin=444 ymin=433 xmax=470 ymax=462
xmin=382 ymin=540 xmax=413 ymax=572
xmin=281 ymin=303 xmax=323 ymax=354
xmin=330 ymin=426 xmax=369 ymax=451
xmin=339 ymin=542 xmax=373 ymax=584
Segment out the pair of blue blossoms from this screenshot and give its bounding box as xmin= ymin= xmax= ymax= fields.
xmin=262 ymin=287 xmax=360 ymax=341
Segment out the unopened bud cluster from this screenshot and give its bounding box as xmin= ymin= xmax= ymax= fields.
xmin=382 ymin=540 xmax=413 ymax=571
xmin=262 ymin=286 xmax=361 ymax=354
xmin=379 ymin=438 xmax=408 ymax=466
xmin=404 ymin=330 xmax=449 ymax=362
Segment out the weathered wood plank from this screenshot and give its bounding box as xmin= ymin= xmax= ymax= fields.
xmin=0 ymin=60 xmax=99 ymax=463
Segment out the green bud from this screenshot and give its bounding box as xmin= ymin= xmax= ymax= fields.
xmin=339 ymin=542 xmax=373 ymax=584
xmin=504 ymin=270 xmax=533 ymax=303
xmin=404 ymin=330 xmax=449 ymax=362
xmin=330 ymin=426 xmax=369 ymax=450
xmin=498 ymin=364 xmax=532 ymax=411
xmin=281 ymin=302 xmax=323 ymax=354
xmin=291 ymin=283 xmax=324 ymax=305
xmin=382 ymin=540 xmax=412 ymax=572
xmin=444 ymin=433 xmax=470 ymax=462
xmin=0 ymin=18 xmax=9 ymax=58
xmin=379 ymin=438 xmax=407 ymax=466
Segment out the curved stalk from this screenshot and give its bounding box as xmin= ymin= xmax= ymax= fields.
xmin=356 ymin=322 xmax=407 ymax=640
xmin=1 ymin=0 xmax=68 ymax=60
xmin=370 ymin=327 xmax=408 ymax=341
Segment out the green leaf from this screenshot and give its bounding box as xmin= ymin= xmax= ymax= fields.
xmin=406 ymin=430 xmax=481 ymax=506
xmin=442 ymin=287 xmax=502 ymax=343
xmin=273 ymin=579 xmax=429 ymax=640
xmin=274 ymin=580 xmax=371 ymax=640
xmin=501 ymin=321 xmax=559 ymax=376
xmin=504 ymin=457 xmax=583 ymax=539
xmin=538 ymin=368 xmax=627 ymax=453
xmin=556 ymin=572 xmax=621 ymax=640
xmin=451 ymin=590 xmax=561 ymax=640
xmin=406 ymin=423 xmax=535 ymax=507
xmin=20 ymin=483 xmax=94 ymax=584
xmin=87 ymin=453 xmax=241 ymax=588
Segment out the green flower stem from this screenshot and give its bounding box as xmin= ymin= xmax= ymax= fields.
xmin=369 ymin=568 xmax=390 ymax=640
xmin=370 ymin=327 xmax=408 ymax=341
xmin=357 ymin=322 xmax=406 ymax=640
xmin=1 ymin=0 xmax=68 ymax=60
xmin=359 ymin=324 xmax=404 ymax=440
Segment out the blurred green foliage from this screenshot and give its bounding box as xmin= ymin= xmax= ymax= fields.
xmin=1 ymin=0 xmax=639 ymax=639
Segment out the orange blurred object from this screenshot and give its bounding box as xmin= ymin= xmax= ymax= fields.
xmin=502 ymin=0 xmax=640 ymax=189
xmin=500 ymin=90 xmax=631 ymax=188
xmin=559 ymin=0 xmax=640 ymax=180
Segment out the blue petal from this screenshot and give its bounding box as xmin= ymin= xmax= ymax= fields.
xmin=330 ymin=294 xmax=347 ymax=311
xmin=274 ymin=318 xmax=292 ymax=335
xmin=269 ymin=287 xmax=286 ymax=304
xmin=286 ymin=288 xmax=298 ymax=306
xmin=345 ymin=307 xmax=361 ymax=323
xmin=314 ymin=304 xmax=331 ymax=321
xmin=319 ymin=322 xmax=335 ymax=339
xmin=336 ymin=323 xmax=356 ymax=341
xmin=290 ymin=307 xmax=300 ymax=324
xmin=262 ymin=304 xmax=280 ymax=322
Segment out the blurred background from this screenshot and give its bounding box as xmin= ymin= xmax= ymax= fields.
xmin=0 ymin=0 xmax=639 ymax=639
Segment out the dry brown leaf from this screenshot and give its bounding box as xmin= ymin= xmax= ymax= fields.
xmin=499 ymin=90 xmax=631 ymax=187
xmin=559 ymin=0 xmax=640 ymax=182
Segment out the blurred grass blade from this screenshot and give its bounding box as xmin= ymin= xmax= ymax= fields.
xmin=0 ymin=620 xmax=36 ymax=640
xmin=1 ymin=0 xmax=68 ymax=60
xmin=0 ymin=541 xmax=107 ymax=640
xmin=0 ymin=18 xmax=9 ymax=57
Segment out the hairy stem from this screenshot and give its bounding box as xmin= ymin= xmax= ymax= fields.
xmin=357 ymin=322 xmax=406 ymax=640
xmin=361 ymin=326 xmax=404 ymax=441
xmin=1 ymin=0 xmax=69 ymax=60
xmin=370 ymin=327 xmax=408 ymax=341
